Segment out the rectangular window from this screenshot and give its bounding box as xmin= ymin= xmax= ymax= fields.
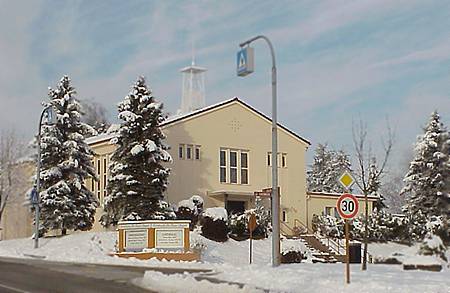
xmin=97 ymin=159 xmax=100 ymax=175
xmin=267 ymin=152 xmax=271 ymax=166
xmin=324 ymin=207 xmax=334 ymax=216
xmin=195 ymin=146 xmax=201 ymax=160
xmin=282 ymin=153 xmax=287 ymax=168
xmin=220 ymin=150 xmax=227 ymax=183
xmin=103 ymin=158 xmax=107 ymax=173
xmin=334 ymin=208 xmax=340 ymax=218
xmin=103 ymin=174 xmax=107 ymax=189
xmin=179 ymin=144 xmax=184 ymax=159
xmin=230 ymin=151 xmax=237 ymax=184
xmin=220 ymin=148 xmax=249 ymax=184
xmin=91 ymin=177 xmax=95 ymax=191
xmin=282 ymin=210 xmax=287 ymax=222
xmin=186 ymin=145 xmax=192 ymax=160
xmin=241 ymin=152 xmax=248 ymax=184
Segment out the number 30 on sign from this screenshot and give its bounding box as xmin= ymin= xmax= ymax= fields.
xmin=337 ymin=193 xmax=359 ymax=219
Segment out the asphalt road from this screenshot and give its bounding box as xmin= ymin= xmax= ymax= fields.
xmin=0 ymin=257 xmax=210 ymax=293
xmin=0 ymin=255 xmax=261 ymax=293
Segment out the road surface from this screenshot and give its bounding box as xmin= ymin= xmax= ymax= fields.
xmin=0 ymin=257 xmax=209 ymax=293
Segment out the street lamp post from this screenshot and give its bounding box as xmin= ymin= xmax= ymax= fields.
xmin=238 ymin=35 xmax=280 ymax=267
xmin=34 ymin=105 xmax=56 ymax=248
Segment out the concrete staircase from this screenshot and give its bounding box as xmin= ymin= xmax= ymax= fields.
xmin=300 ymin=234 xmax=345 ymax=263
xmin=281 ymin=220 xmax=346 ymax=263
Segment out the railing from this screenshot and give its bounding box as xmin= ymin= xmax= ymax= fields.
xmin=291 ymin=218 xmax=345 ymax=256
xmin=284 ymin=218 xmax=375 ymax=262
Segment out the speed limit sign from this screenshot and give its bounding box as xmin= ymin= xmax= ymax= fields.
xmin=337 ymin=193 xmax=359 ymax=219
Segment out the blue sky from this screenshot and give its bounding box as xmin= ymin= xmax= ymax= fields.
xmin=0 ymin=0 xmax=449 ymax=169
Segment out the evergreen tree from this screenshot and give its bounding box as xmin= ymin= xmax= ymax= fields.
xmin=307 ymin=144 xmax=352 ymax=193
xmin=102 ymin=77 xmax=172 ymax=226
xmin=402 ymin=111 xmax=450 ymax=226
xmin=39 ymin=75 xmax=98 ymax=235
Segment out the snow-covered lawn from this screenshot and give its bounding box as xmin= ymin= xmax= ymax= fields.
xmin=0 ymin=232 xmax=449 ymax=292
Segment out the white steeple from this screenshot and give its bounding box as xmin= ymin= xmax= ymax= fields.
xmin=179 ymin=56 xmax=207 ymax=114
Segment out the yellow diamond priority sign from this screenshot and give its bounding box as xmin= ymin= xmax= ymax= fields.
xmin=338 ymin=171 xmax=355 ymax=189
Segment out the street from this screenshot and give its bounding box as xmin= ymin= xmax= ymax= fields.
xmin=0 ymin=257 xmax=210 ymax=293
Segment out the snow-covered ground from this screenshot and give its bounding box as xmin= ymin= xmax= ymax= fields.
xmin=0 ymin=232 xmax=448 ymax=292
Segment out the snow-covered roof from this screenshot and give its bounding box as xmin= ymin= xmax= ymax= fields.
xmin=86 ymin=97 xmax=311 ymax=146
xmin=162 ymin=97 xmax=310 ymax=145
xmin=307 ymin=191 xmax=380 ymax=200
xmin=85 ymin=133 xmax=116 ymax=145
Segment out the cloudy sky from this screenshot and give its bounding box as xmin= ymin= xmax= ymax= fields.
xmin=1 ymin=0 xmax=449 ymax=169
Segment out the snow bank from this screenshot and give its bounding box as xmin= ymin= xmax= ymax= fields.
xmin=136 ymin=271 xmax=261 ymax=293
xmin=0 ymin=231 xmax=449 ymax=292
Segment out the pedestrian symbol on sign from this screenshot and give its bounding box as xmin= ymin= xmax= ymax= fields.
xmin=237 ymin=47 xmax=254 ymax=77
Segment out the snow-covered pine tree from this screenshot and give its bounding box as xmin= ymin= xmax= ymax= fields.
xmin=39 ymin=75 xmax=98 ymax=235
xmin=102 ymin=77 xmax=172 ymax=226
xmin=307 ymin=144 xmax=352 ymax=193
xmin=402 ymin=111 xmax=450 ymax=233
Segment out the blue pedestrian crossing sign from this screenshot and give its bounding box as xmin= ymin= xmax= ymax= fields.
xmin=30 ymin=187 xmax=38 ymax=205
xmin=237 ymin=47 xmax=254 ymax=76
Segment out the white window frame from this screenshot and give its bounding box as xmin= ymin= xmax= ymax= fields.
xmin=195 ymin=145 xmax=201 ymax=160
xmin=179 ymin=144 xmax=185 ymax=159
xmin=220 ymin=149 xmax=227 ymax=183
xmin=186 ymin=144 xmax=193 ymax=160
xmin=281 ymin=153 xmax=287 ymax=168
xmin=220 ymin=148 xmax=249 ymax=185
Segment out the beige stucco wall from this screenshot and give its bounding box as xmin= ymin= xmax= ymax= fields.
xmin=0 ymin=162 xmax=34 ymax=240
xmin=306 ymin=195 xmax=376 ymax=228
xmin=162 ymin=101 xmax=309 ymax=230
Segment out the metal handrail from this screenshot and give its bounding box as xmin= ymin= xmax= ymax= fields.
xmin=291 ymin=218 xmax=345 ymax=255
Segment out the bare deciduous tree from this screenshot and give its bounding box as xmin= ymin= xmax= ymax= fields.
xmin=352 ymin=118 xmax=395 ymax=271
xmin=80 ymin=99 xmax=110 ymax=136
xmin=0 ymin=129 xmax=26 ymax=224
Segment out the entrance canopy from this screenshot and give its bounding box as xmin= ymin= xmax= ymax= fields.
xmin=207 ymin=190 xmax=255 ymax=215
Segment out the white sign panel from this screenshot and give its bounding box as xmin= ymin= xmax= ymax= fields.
xmin=125 ymin=229 xmax=147 ymax=250
xmin=155 ymin=229 xmax=184 ymax=249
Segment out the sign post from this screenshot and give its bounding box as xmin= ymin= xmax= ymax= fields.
xmin=248 ymin=213 xmax=257 ymax=264
xmin=337 ymin=193 xmax=359 ymax=284
xmin=238 ymin=35 xmax=279 ymax=267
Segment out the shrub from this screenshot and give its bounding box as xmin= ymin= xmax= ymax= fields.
xmin=201 ymin=207 xmax=229 ymax=242
xmin=281 ymin=251 xmax=305 ymax=263
xmin=175 ymin=195 xmax=204 ymax=230
xmin=228 ymin=206 xmax=270 ymax=240
xmin=229 ymin=213 xmax=248 ymax=240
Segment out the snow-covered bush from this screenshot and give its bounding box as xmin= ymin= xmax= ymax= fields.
xmin=419 ymin=217 xmax=448 ymax=261
xmin=201 ymin=207 xmax=228 ymax=242
xmin=228 ymin=207 xmax=269 ymax=241
xmin=281 ymin=239 xmax=307 ymax=263
xmin=312 ymin=214 xmax=344 ymax=238
xmin=176 ymin=195 xmax=204 ymax=229
xmin=190 ymin=232 xmax=208 ymax=256
xmin=228 ymin=213 xmax=248 ymax=240
xmin=419 ymin=234 xmax=447 ymax=261
xmin=281 ymin=251 xmax=305 ymax=264
xmin=312 ymin=212 xmax=410 ymax=242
